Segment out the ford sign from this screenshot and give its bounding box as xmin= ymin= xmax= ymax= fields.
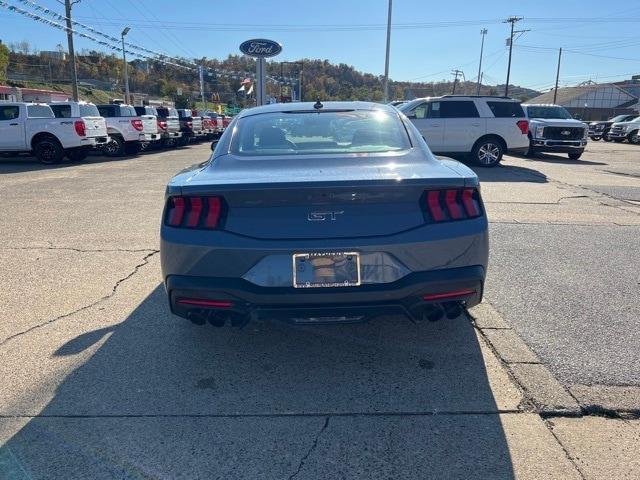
xmin=239 ymin=39 xmax=282 ymax=58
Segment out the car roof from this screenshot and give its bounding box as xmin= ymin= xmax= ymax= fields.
xmin=522 ymin=103 xmax=562 ymax=107
xmin=237 ymin=101 xmax=396 ymax=119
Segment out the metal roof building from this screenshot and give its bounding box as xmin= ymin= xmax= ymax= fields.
xmin=529 ymin=78 xmax=639 ymax=121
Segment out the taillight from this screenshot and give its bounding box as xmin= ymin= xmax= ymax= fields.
xmin=423 ymin=188 xmax=482 ymax=223
xmin=131 ymin=119 xmax=144 ymax=131
xmin=74 ymin=120 xmax=86 ymax=136
xmin=165 ymin=196 xmax=223 ymax=229
xmin=516 ymin=120 xmax=529 ymax=134
xmin=157 ymin=120 xmax=167 ymax=130
xmin=186 ymin=121 xmax=193 ymax=128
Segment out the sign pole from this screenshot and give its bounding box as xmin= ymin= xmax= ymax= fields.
xmin=256 ymin=58 xmax=266 ymax=106
xmin=239 ymin=39 xmax=282 ymax=106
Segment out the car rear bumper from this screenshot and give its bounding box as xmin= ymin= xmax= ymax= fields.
xmin=161 ymin=131 xmax=183 ymax=139
xmin=166 ymin=265 xmax=485 ymax=321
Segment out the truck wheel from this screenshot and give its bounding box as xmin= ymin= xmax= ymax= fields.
xmin=568 ymin=151 xmax=583 ymax=160
xmin=103 ymin=136 xmax=124 ymax=157
xmin=525 ymin=138 xmax=537 ymax=158
xmin=34 ymin=137 xmax=64 ymax=165
xmin=66 ymin=147 xmax=90 ymax=162
xmin=602 ymin=130 xmax=612 ymax=142
xmin=628 ymin=130 xmax=640 ymax=145
xmin=472 ymin=137 xmax=503 ymax=167
xmin=163 ymin=138 xmax=177 ymax=148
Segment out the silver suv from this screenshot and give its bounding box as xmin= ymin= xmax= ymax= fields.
xmin=398 ymin=95 xmax=530 ymax=167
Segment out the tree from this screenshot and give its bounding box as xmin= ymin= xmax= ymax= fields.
xmin=0 ymin=42 xmax=8 ymax=83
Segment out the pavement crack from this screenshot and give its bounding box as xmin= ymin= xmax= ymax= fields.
xmin=0 ymin=246 xmax=156 ymax=253
xmin=542 ymin=419 xmax=588 ymax=480
xmin=288 ymin=416 xmax=330 ymax=480
xmin=0 ymin=250 xmax=159 ymax=348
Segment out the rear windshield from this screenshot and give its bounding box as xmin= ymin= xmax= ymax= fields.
xmin=526 ymin=106 xmax=572 ymax=120
xmin=119 ymin=105 xmax=137 ymax=117
xmin=27 ymin=105 xmax=54 ymax=118
xmin=79 ymin=104 xmax=100 ymax=117
xmin=487 ymin=101 xmax=525 ymax=118
xmin=232 ymin=110 xmax=410 ymax=156
xmin=177 ymin=110 xmax=191 ymax=118
xmin=50 ymin=104 xmax=72 ymax=118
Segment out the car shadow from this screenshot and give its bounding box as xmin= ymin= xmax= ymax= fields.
xmin=1 ymin=286 xmax=517 ymax=478
xmin=525 ymin=153 xmax=608 ymax=165
xmin=0 ymin=154 xmax=142 ymax=174
xmin=471 ymin=163 xmax=548 ymax=183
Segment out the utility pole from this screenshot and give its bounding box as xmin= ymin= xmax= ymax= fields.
xmin=383 ymin=0 xmax=392 ymax=102
xmin=62 ymin=0 xmax=80 ymax=101
xmin=121 ymin=27 xmax=130 ymax=104
xmin=504 ymin=16 xmax=523 ymax=97
xmin=553 ymin=47 xmax=562 ymax=104
xmin=451 ymin=69 xmax=464 ymax=94
xmin=198 ymin=65 xmax=206 ymax=110
xmin=476 ymin=28 xmax=487 ymax=96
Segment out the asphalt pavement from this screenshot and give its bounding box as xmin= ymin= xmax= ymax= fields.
xmin=0 ymin=140 xmax=638 ymax=478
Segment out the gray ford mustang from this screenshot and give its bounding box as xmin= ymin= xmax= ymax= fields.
xmin=160 ymin=101 xmax=488 ymax=327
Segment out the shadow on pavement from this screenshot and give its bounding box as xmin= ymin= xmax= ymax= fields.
xmin=472 ymin=163 xmax=548 ymax=183
xmin=0 ymin=154 xmax=139 ymax=174
xmin=1 ymin=286 xmax=517 ymax=479
xmin=523 ymin=152 xmax=608 ymax=166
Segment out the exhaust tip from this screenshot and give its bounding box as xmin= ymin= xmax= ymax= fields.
xmin=187 ymin=310 xmax=207 ymax=326
xmin=423 ymin=304 xmax=445 ymax=322
xmin=443 ymin=302 xmax=463 ymax=319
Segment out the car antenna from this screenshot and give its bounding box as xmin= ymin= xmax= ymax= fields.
xmin=313 ymin=98 xmax=323 ymax=110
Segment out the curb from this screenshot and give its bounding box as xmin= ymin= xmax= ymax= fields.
xmin=467 ymin=302 xmax=582 ymax=416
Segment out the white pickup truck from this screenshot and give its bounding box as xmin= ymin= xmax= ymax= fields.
xmin=96 ymin=103 xmax=160 ymax=156
xmin=0 ymin=102 xmax=102 ymax=164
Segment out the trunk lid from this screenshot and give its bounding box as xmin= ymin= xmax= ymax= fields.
xmin=191 ymin=117 xmax=203 ymax=132
xmin=179 ymin=151 xmax=466 ymax=239
xmin=81 ymin=116 xmax=107 ymax=138
xmin=165 ymin=116 xmax=180 ymax=133
xmin=139 ymin=114 xmax=158 ymax=134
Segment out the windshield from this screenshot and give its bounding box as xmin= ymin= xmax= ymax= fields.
xmin=526 ymin=106 xmax=572 ymax=119
xmin=610 ymin=115 xmax=629 ymax=122
xmin=629 ymin=116 xmax=640 ymax=123
xmin=79 ymin=104 xmax=100 ymax=117
xmin=231 ymin=110 xmax=410 ymax=156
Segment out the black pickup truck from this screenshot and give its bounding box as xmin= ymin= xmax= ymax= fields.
xmin=588 ymin=114 xmax=637 ymax=141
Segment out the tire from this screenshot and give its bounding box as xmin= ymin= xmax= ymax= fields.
xmin=124 ymin=142 xmax=141 ymax=155
xmin=163 ymin=138 xmax=177 ymax=148
xmin=139 ymin=141 xmax=151 ymax=152
xmin=103 ymin=135 xmax=124 ymax=157
xmin=472 ymin=137 xmax=504 ymax=167
xmin=628 ymin=130 xmax=640 ymax=145
xmin=66 ymin=147 xmax=90 ymax=162
xmin=602 ymin=130 xmax=612 ymax=142
xmin=34 ymin=137 xmax=64 ymax=165
xmin=525 ymin=138 xmax=537 ymax=158
xmin=177 ymin=136 xmax=189 ymax=147
xmin=568 ymin=151 xmax=583 ymax=160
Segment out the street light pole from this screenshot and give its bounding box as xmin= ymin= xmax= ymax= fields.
xmin=383 ymin=0 xmax=393 ymax=102
xmin=121 ymin=27 xmax=131 ymax=104
xmin=476 ymin=29 xmax=487 ymax=96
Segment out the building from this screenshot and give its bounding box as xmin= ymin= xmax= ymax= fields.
xmin=0 ymin=86 xmax=69 ymax=102
xmin=528 ymin=77 xmax=640 ymax=121
xmin=40 ymin=50 xmax=67 ymax=61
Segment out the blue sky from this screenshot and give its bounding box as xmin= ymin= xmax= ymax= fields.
xmin=1 ymin=0 xmax=639 ymax=91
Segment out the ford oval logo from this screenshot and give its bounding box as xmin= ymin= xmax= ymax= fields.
xmin=239 ymin=39 xmax=282 ymax=58
xmin=561 ymin=130 xmax=571 ymax=136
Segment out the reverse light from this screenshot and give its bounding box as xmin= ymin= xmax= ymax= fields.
xmin=423 ymin=188 xmax=482 ymax=223
xmin=74 ymin=120 xmax=86 ymax=136
xmin=131 ymin=119 xmax=144 ymax=131
xmin=516 ymin=120 xmax=529 ymax=134
xmin=165 ymin=195 xmax=224 ymax=229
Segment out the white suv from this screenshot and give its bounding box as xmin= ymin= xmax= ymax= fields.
xmin=398 ymin=96 xmax=530 ymax=167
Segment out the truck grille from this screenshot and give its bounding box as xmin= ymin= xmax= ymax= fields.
xmin=610 ymin=126 xmax=624 ymax=135
xmin=543 ymin=127 xmax=585 ymax=140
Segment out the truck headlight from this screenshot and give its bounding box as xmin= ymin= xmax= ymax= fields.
xmin=535 ymin=126 xmax=545 ymax=138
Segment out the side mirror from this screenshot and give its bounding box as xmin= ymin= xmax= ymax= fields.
xmin=210 ymin=139 xmax=219 ymax=151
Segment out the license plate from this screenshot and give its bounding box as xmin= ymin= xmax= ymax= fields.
xmin=292 ymin=252 xmax=361 ymax=288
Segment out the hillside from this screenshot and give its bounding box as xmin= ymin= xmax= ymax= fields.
xmin=3 ymin=45 xmax=541 ymax=106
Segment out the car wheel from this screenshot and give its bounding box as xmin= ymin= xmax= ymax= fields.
xmin=628 ymin=130 xmax=640 ymax=145
xmin=66 ymin=147 xmax=90 ymax=162
xmin=472 ymin=138 xmax=503 ymax=167
xmin=602 ymin=130 xmax=612 ymax=142
xmin=103 ymin=136 xmax=124 ymax=157
xmin=568 ymin=151 xmax=583 ymax=160
xmin=34 ymin=137 xmax=64 ymax=165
